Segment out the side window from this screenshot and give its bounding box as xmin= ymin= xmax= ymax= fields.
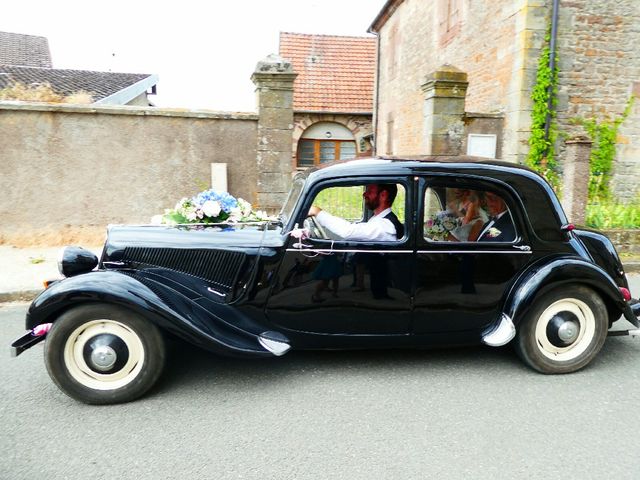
xmin=314 ymin=186 xmax=365 ymax=223
xmin=423 ymin=184 xmax=516 ymax=243
xmin=309 ymin=183 xmax=406 ymax=242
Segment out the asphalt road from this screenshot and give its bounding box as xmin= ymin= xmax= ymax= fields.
xmin=3 ymin=297 xmax=640 ymax=480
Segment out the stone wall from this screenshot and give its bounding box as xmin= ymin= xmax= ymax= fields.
xmin=251 ymin=55 xmax=297 ymax=212
xmin=373 ymin=0 xmax=546 ymax=162
xmin=0 ymin=103 xmax=257 ymax=245
xmin=602 ymin=229 xmax=640 ymax=256
xmin=556 ymin=0 xmax=640 ymax=201
xmin=463 ymin=113 xmax=505 ymax=159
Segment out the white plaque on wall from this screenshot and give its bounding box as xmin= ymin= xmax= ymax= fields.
xmin=211 ymin=163 xmax=228 ymax=192
xmin=467 ymin=134 xmax=497 ymax=158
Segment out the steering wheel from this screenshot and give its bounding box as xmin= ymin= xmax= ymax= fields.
xmin=304 ymin=216 xmax=329 ymax=240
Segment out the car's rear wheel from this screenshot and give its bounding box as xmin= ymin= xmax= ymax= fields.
xmin=515 ymin=286 xmax=608 ymax=374
xmin=44 ymin=303 xmax=165 ymax=404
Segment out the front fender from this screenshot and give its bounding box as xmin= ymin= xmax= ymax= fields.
xmin=27 ymin=270 xmax=273 ymax=358
xmin=503 ymin=256 xmax=627 ymax=327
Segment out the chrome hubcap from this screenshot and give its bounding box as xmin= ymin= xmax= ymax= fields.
xmin=557 ymin=320 xmax=579 ymax=343
xmin=90 ymin=345 xmax=117 ymax=371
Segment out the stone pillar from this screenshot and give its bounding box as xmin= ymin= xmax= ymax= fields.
xmin=251 ymin=54 xmax=297 ymax=213
xmin=420 ymin=65 xmax=468 ymax=155
xmin=562 ymin=136 xmax=592 ymax=226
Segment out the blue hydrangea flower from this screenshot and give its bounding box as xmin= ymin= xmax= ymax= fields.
xmin=193 ymin=189 xmax=238 ymax=213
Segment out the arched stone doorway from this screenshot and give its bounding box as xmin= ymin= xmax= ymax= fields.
xmin=296 ymin=121 xmax=357 ymax=167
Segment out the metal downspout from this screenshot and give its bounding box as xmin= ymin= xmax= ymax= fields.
xmin=543 ymin=0 xmax=561 ymax=145
xmin=371 ymin=31 xmax=381 ymax=156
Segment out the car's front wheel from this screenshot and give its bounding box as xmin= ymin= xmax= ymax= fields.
xmin=515 ymin=286 xmax=608 ymax=374
xmin=44 ymin=303 xmax=166 ymax=404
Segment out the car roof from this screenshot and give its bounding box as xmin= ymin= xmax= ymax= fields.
xmin=302 ymin=156 xmax=537 ymax=179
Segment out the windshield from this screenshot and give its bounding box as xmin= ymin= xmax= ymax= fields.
xmin=279 ymin=177 xmax=306 ymax=225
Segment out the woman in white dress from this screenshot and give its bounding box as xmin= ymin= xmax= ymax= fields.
xmin=449 ymin=189 xmax=488 ymax=242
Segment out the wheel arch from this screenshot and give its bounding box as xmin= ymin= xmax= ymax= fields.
xmin=503 ymin=257 xmax=625 ymax=328
xmin=28 ymin=271 xmax=182 ymax=331
xmin=27 ymin=271 xmax=272 ymax=358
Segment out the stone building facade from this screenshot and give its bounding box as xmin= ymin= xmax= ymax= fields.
xmin=280 ymin=33 xmax=375 ymax=170
xmin=370 ymin=0 xmax=640 ymax=199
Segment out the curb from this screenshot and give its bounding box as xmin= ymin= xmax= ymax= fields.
xmin=624 ymin=262 xmax=640 ymax=274
xmin=0 ymin=289 xmax=42 ymax=304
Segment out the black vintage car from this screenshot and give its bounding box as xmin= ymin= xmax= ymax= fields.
xmin=11 ymin=157 xmax=640 ymax=404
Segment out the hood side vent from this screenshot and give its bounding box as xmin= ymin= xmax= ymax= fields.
xmin=122 ymin=247 xmax=246 ymax=292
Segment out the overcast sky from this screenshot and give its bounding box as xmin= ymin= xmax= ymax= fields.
xmin=2 ymin=0 xmax=387 ymax=111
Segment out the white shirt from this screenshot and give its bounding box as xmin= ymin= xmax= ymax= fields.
xmin=316 ymin=207 xmax=398 ymax=242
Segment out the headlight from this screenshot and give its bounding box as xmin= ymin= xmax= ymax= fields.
xmin=58 ymin=246 xmax=99 ymax=277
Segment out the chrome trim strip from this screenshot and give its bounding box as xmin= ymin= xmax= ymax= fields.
xmin=417 ymin=250 xmax=533 ymax=254
xmin=207 ymin=287 xmax=226 ymax=297
xmin=258 ymin=336 xmax=291 ymax=356
xmin=286 ymin=249 xmax=414 ymax=254
xmin=482 ymin=314 xmax=516 ymax=347
xmin=102 ymin=261 xmax=127 ymax=267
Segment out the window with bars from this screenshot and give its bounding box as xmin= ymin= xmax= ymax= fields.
xmin=297 ymin=139 xmax=357 ymax=167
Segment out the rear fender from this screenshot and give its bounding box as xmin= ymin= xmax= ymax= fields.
xmin=27 ymin=271 xmax=273 ymax=358
xmin=502 ymin=257 xmax=627 ymax=327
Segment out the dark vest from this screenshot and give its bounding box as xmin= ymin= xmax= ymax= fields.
xmin=384 ymin=211 xmax=404 ymax=239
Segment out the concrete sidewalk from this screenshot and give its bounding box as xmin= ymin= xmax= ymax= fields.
xmin=0 ymin=245 xmax=102 ymax=303
xmin=1 ymin=244 xmax=640 ymax=304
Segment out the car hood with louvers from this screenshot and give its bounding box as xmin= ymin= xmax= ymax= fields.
xmin=101 ymin=223 xmax=285 ymax=297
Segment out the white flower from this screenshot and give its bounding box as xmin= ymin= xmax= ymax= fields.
xmin=202 ymin=200 xmax=221 ymax=218
xmin=442 ymin=218 xmax=457 ymax=230
xmin=487 ymin=227 xmax=501 ymax=238
xmin=228 ymin=206 xmax=243 ymax=220
xmin=174 ymin=198 xmax=188 ymax=210
xmin=150 ymin=215 xmax=163 ymax=225
xmin=237 ymin=198 xmax=253 ymax=216
xmin=186 ymin=211 xmax=198 ymax=221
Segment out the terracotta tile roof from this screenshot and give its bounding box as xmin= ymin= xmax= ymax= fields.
xmin=0 ymin=65 xmax=155 ymax=103
xmin=279 ymin=32 xmax=376 ymax=113
xmin=0 ymin=31 xmax=52 ymax=68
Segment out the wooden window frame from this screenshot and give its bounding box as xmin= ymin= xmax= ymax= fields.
xmin=438 ymin=0 xmax=462 ymax=46
xmin=297 ymin=139 xmax=357 ymax=167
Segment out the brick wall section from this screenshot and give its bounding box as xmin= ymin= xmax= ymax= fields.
xmin=556 ymin=0 xmax=640 ymax=200
xmin=374 ymin=0 xmax=547 ymax=162
xmin=0 ymin=103 xmax=257 ymax=245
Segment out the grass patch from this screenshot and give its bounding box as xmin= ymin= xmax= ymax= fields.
xmin=586 ymin=199 xmax=640 ymax=229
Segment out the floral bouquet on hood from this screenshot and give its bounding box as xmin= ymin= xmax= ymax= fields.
xmin=152 ymin=189 xmax=273 ymax=225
